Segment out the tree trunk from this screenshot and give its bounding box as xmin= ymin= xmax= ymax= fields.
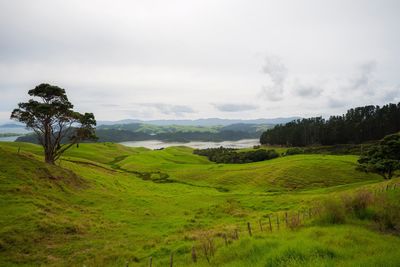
xmin=45 ymin=156 xmax=55 ymax=164
xmin=44 ymin=148 xmax=55 ymax=165
xmin=388 ymin=169 xmax=393 ymax=179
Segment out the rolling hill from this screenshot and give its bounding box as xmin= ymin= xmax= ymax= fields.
xmin=1 ymin=141 xmax=399 ymax=266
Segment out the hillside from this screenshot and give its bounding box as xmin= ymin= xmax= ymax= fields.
xmin=1 ymin=142 xmax=399 ymax=266
xmin=16 ymin=123 xmax=272 ymax=143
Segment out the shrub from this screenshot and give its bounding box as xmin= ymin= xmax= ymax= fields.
xmin=342 ymin=190 xmax=374 ymax=219
xmin=318 ymin=199 xmax=346 ymax=224
xmin=193 ymin=147 xmax=279 ymax=164
xmin=371 ymin=193 xmax=400 ymax=233
xmin=288 ymin=213 xmax=302 ymax=230
xmin=317 ymin=190 xmax=400 ymax=233
xmin=285 ymin=147 xmax=304 ymax=156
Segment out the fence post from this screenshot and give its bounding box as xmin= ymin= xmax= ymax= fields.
xmin=170 ymin=253 xmax=173 ymax=267
xmin=268 ymin=215 xmax=272 ymax=232
xmin=191 ymin=246 xmax=197 ymax=263
xmin=247 ymin=222 xmax=252 ymax=236
xmin=259 ymin=219 xmax=263 ymax=232
xmin=234 ymin=229 xmax=239 ymax=240
xmin=276 ymin=214 xmax=280 ymax=230
xmin=149 ymin=256 xmax=152 ymax=267
xmin=209 ymin=238 xmax=215 ymax=257
xmin=285 ymin=212 xmax=288 ymax=227
xmin=223 ymin=234 xmax=228 ymax=246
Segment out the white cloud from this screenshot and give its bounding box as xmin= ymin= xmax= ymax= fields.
xmin=0 ymin=0 xmax=400 ymax=122
xmin=259 ymin=55 xmax=287 ymax=101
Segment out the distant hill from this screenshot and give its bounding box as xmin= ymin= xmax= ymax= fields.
xmin=0 ymin=123 xmax=25 ymax=128
xmin=97 ymin=117 xmax=300 ymax=126
xmin=16 ymin=122 xmax=273 ymax=143
xmin=220 ymin=123 xmax=272 ymax=133
xmin=0 ymin=123 xmax=31 ymax=135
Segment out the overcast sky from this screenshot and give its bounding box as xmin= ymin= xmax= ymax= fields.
xmin=0 ymin=0 xmax=399 ymax=122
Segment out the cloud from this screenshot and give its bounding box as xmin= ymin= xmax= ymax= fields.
xmin=379 ymin=85 xmax=400 ymax=102
xmin=259 ymin=55 xmax=287 ymax=101
xmin=1 ymin=1 xmax=400 ymax=122
xmin=349 ymin=60 xmax=377 ymax=93
xmin=294 ymin=84 xmax=323 ymax=98
xmin=327 ymin=98 xmax=347 ymax=108
xmin=135 ymin=103 xmax=196 ymax=116
xmin=212 ymin=103 xmax=258 ymax=112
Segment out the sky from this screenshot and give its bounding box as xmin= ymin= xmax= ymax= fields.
xmin=0 ymin=0 xmax=399 ymax=123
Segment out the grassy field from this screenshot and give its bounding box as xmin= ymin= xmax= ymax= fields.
xmin=0 ymin=142 xmax=399 ymax=266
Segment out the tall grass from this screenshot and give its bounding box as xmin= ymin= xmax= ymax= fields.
xmin=316 ymin=189 xmax=400 ymax=233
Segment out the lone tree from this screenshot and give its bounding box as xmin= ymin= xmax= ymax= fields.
xmin=11 ymin=83 xmax=97 ymax=164
xmin=358 ymin=133 xmax=400 ymax=179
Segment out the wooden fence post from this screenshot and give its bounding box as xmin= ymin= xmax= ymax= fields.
xmin=223 ymin=234 xmax=228 ymax=246
xmin=285 ymin=212 xmax=288 ymax=227
xmin=259 ymin=219 xmax=263 ymax=232
xmin=191 ymin=246 xmax=197 ymax=263
xmin=234 ymin=229 xmax=239 ymax=240
xmin=203 ymin=243 xmax=210 ymax=264
xmin=268 ymin=215 xmax=272 ymax=232
xmin=149 ymin=256 xmax=152 ymax=267
xmin=170 ymin=253 xmax=173 ymax=267
xmin=276 ymin=214 xmax=280 ymax=230
xmin=247 ymin=222 xmax=252 ymax=236
xmin=209 ymin=238 xmax=215 ymax=257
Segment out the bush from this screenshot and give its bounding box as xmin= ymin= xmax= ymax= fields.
xmin=285 ymin=147 xmax=304 ymax=156
xmin=317 ymin=190 xmax=400 ymax=233
xmin=318 ymin=199 xmax=346 ymax=224
xmin=342 ymin=190 xmax=374 ymax=219
xmin=371 ymin=193 xmax=400 ymax=233
xmin=288 ymin=214 xmax=302 ymax=230
xmin=193 ymin=147 xmax=279 ymax=164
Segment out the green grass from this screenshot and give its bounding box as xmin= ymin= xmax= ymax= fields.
xmin=115 ymin=146 xmax=381 ymax=192
xmin=199 ymin=225 xmax=400 ymax=267
xmin=0 ymin=142 xmax=399 ymax=266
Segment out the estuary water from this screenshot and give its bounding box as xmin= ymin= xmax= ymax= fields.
xmin=0 ymin=127 xmax=31 ymax=142
xmin=120 ymin=139 xmax=260 ymax=149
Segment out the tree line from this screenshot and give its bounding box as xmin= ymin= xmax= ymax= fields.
xmin=193 ymin=147 xmax=279 ymax=164
xmin=260 ymin=102 xmax=400 ymax=146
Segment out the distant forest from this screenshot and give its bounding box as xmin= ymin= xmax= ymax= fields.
xmin=260 ymin=102 xmax=400 ymax=146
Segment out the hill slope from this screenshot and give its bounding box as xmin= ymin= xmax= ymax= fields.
xmin=0 ymin=142 xmax=399 ymax=266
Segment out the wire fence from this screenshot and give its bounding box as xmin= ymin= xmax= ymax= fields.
xmin=141 ymin=182 xmax=400 ymax=266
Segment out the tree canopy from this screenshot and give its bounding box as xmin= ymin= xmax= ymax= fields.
xmin=358 ymin=133 xmax=400 ymax=179
xmin=194 ymin=147 xmax=279 ymax=164
xmin=260 ymin=103 xmax=400 ymax=146
xmin=11 ymin=83 xmax=97 ymax=164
